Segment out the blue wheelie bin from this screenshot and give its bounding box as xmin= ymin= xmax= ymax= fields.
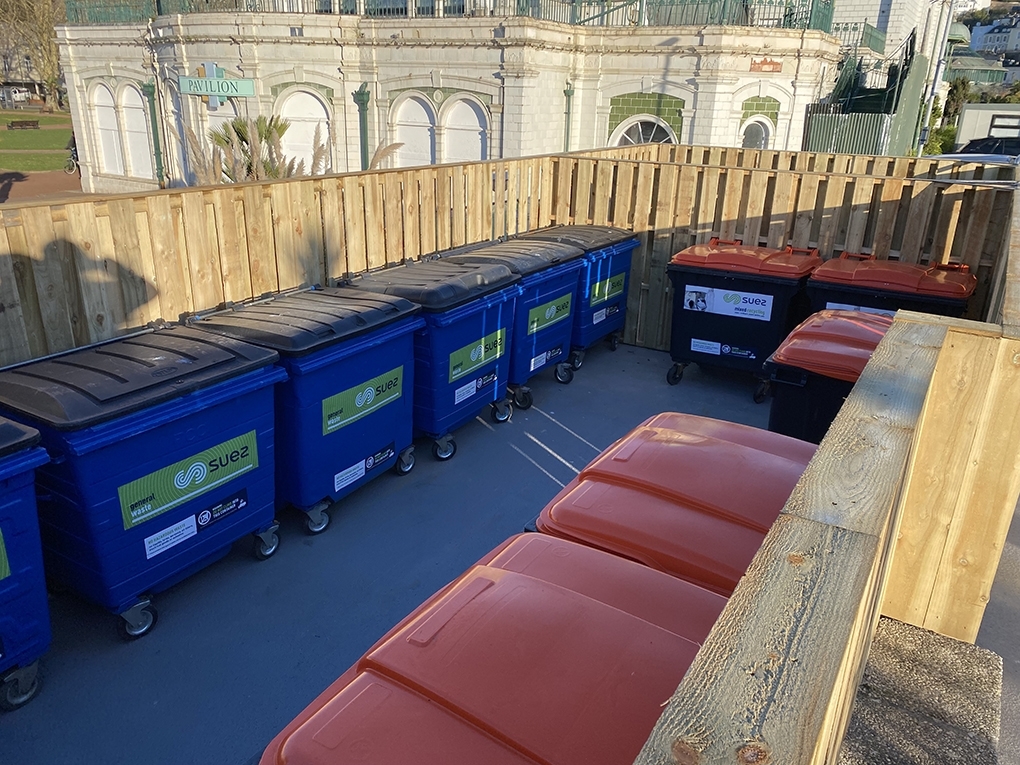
xmin=190 ymin=288 xmax=423 ymax=535
xmin=0 ymin=327 xmax=286 ymax=640
xmin=347 ymin=260 xmax=521 ymax=461
xmin=0 ymin=418 xmax=49 ymax=711
xmin=442 ymin=239 xmax=585 ymax=409
xmin=519 ymin=226 xmax=640 ymax=370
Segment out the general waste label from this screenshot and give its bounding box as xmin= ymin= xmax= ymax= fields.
xmin=0 ymin=527 xmax=9 ymax=581
xmin=449 ymin=328 xmax=506 ymax=383
xmin=683 ymin=284 xmax=774 ymax=322
xmin=528 ymin=292 xmax=572 ymax=335
xmin=322 ymin=366 xmax=403 ymax=435
xmin=118 ymin=431 xmax=258 ymax=530
xmin=590 ymin=273 xmax=626 ymax=307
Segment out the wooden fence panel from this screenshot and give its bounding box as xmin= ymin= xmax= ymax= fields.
xmin=0 ymin=218 xmax=36 ymax=364
xmin=0 ymin=151 xmax=1012 ymax=366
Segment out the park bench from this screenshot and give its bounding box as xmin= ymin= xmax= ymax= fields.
xmin=7 ymin=119 xmax=39 ymax=130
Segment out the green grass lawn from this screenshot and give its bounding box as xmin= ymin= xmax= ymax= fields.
xmin=0 ymin=111 xmax=72 ymax=127
xmin=0 ymin=128 xmax=72 ymax=150
xmin=0 ymin=152 xmax=68 ymax=172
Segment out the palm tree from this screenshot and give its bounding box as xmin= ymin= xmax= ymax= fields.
xmin=209 ymin=115 xmax=293 ymax=182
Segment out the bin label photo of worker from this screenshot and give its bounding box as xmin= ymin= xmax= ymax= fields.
xmin=117 ymin=430 xmax=259 ymax=529
xmin=683 ymin=285 xmax=774 ymax=321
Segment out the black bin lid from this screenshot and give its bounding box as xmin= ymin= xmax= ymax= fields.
xmin=347 ymin=260 xmax=519 ymax=311
xmin=441 ymin=239 xmax=584 ymax=275
xmin=0 ymin=416 xmax=40 ymax=459
xmin=191 ymin=289 xmax=420 ymax=355
xmin=0 ymin=326 xmax=279 ymax=430
xmin=518 ymin=225 xmax=635 ymax=251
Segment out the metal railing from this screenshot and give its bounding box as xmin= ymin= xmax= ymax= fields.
xmin=65 ymin=0 xmax=832 ymax=30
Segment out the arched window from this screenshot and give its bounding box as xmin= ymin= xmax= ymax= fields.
xmin=442 ymin=99 xmax=488 ymax=163
xmin=278 ymin=90 xmax=331 ymax=173
xmin=741 ymin=120 xmax=770 ymax=150
xmin=613 ymin=116 xmax=676 ymax=146
xmin=393 ymin=96 xmax=436 ymax=167
xmin=94 ymin=84 xmax=124 ymax=175
xmin=121 ymin=86 xmax=154 ymax=179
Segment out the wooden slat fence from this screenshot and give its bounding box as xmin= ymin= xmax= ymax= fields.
xmin=0 ymin=151 xmax=1011 ymax=367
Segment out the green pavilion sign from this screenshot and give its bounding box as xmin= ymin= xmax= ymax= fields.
xmin=179 ymin=76 xmax=255 ymax=98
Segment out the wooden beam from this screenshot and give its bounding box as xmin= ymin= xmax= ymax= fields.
xmin=634 ymin=317 xmax=943 ymax=765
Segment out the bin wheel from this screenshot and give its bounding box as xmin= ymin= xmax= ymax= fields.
xmin=0 ymin=666 xmax=41 ymax=711
xmin=394 ymin=448 xmax=415 ymax=476
xmin=666 ymin=364 xmax=685 ymax=386
xmin=432 ymin=438 xmax=457 ymax=461
xmin=608 ymin=334 xmax=620 ymax=351
xmin=753 ymin=380 xmax=770 ymax=404
xmin=490 ymin=400 xmax=513 ymax=424
xmin=305 ymin=502 xmax=331 ymax=535
xmin=513 ymin=387 xmax=534 ymax=410
xmin=569 ymin=350 xmax=584 ymax=371
xmin=117 ymin=605 xmax=158 ymax=641
xmin=554 ymin=363 xmax=574 ymax=384
xmin=254 ymin=531 xmax=280 ymax=561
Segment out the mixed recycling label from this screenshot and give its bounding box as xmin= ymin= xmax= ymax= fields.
xmin=0 ymin=527 xmax=9 ymax=581
xmin=322 ymin=366 xmax=403 ymax=435
xmin=590 ymin=273 xmax=626 ymax=307
xmin=683 ymin=284 xmax=773 ymax=322
xmin=528 ymin=293 xmax=572 ymax=334
xmin=118 ymin=431 xmax=259 ymax=530
xmin=449 ymin=329 xmax=506 ymax=383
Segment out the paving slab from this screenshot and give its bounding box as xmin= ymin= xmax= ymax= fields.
xmin=0 ymin=343 xmax=1015 ymax=765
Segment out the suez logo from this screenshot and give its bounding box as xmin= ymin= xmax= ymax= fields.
xmin=322 ymin=366 xmax=404 ymax=435
xmin=527 ymin=292 xmax=572 ymax=335
xmin=590 ymin=273 xmax=626 ymax=307
xmin=449 ymin=329 xmax=506 ymax=383
xmin=723 ymin=292 xmax=769 ymax=308
xmin=117 ymin=431 xmax=259 ymax=530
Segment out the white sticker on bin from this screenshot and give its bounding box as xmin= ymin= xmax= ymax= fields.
xmin=334 ymin=460 xmax=366 ymax=493
xmin=691 ymin=338 xmax=722 ymax=355
xmin=454 ymin=380 xmax=476 ymax=405
xmin=530 ymin=352 xmax=547 ymax=372
xmin=683 ymin=285 xmax=773 ymax=322
xmin=593 ymin=308 xmax=607 ymax=325
xmin=144 ymin=516 xmax=197 ymax=560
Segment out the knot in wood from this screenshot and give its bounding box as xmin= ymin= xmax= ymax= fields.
xmin=671 ymin=739 xmax=700 ymax=765
xmin=737 ymin=743 xmax=770 ymax=763
xmin=787 ymin=552 xmax=805 ymax=566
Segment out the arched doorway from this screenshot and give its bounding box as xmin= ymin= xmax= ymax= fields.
xmin=278 ymin=90 xmax=330 ymax=173
xmin=741 ymin=120 xmax=770 ymax=150
xmin=393 ymin=96 xmax=436 ymax=167
xmin=442 ymin=98 xmax=488 ymax=163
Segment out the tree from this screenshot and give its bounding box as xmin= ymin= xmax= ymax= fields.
xmin=944 ymin=77 xmax=972 ymax=125
xmin=0 ymin=0 xmax=64 ymax=104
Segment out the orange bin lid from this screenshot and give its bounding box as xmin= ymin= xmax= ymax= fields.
xmin=669 ymin=239 xmax=821 ymax=278
xmin=261 ymin=534 xmax=725 ymax=765
xmin=536 ymin=413 xmax=816 ymax=596
xmin=770 ymin=310 xmax=893 ymax=382
xmin=808 ymin=254 xmax=977 ymax=297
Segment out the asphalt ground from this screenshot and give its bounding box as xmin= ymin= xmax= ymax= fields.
xmin=0 ymin=343 xmax=1015 ymax=764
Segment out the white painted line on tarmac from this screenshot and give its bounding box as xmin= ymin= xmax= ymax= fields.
xmin=531 ymin=406 xmax=601 ymax=452
xmin=475 ymin=416 xmax=495 ymax=432
xmin=525 ymin=432 xmax=580 ymax=474
xmin=509 ymin=444 xmax=565 ymax=488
